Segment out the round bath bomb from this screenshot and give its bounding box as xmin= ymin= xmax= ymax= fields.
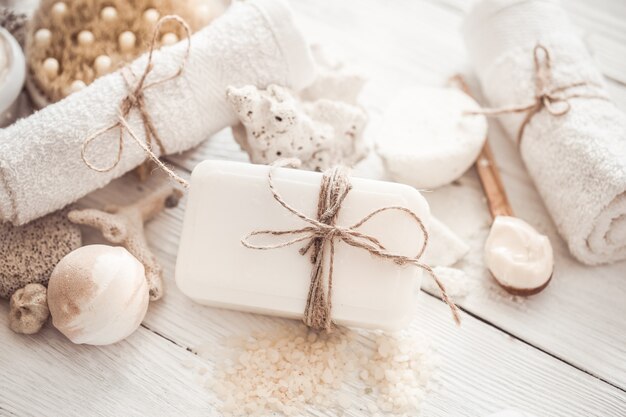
xmin=0 ymin=209 xmax=82 ymax=299
xmin=48 ymin=245 xmax=149 ymax=345
xmin=376 ymin=86 xmax=487 ymax=189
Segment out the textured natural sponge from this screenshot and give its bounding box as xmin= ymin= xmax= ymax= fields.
xmin=26 ymin=0 xmax=215 ymax=104
xmin=0 ymin=209 xmax=82 ymax=299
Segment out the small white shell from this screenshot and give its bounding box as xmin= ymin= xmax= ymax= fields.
xmin=47 ymin=245 xmax=149 ymax=345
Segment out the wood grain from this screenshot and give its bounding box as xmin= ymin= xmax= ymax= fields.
xmin=2 ymin=0 xmax=626 ymax=415
xmin=165 ymin=0 xmax=626 ymax=388
xmin=0 ymin=302 xmax=213 ymax=417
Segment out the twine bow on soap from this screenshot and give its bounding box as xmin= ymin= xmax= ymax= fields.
xmin=466 ymin=43 xmax=609 ymax=145
xmin=241 ymin=159 xmax=461 ymax=332
xmin=81 ymin=15 xmax=191 ymax=189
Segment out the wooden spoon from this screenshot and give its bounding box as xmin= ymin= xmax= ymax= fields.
xmin=451 ymin=75 xmax=554 ymax=296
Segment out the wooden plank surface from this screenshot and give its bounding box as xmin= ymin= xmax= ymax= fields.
xmin=0 ymin=301 xmax=213 ymax=417
xmin=2 ymin=0 xmax=626 ymax=415
xmin=169 ymin=0 xmax=626 ymax=389
xmin=62 ymin=167 xmax=623 ymax=416
xmin=8 ymin=170 xmax=625 ymax=416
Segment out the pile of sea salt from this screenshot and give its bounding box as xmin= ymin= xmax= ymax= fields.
xmin=186 ymin=324 xmax=439 ymax=416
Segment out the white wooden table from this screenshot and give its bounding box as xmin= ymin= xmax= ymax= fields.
xmin=2 ymin=1 xmax=626 ymax=416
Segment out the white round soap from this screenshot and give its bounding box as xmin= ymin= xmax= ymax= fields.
xmin=376 ymin=86 xmax=487 ymax=189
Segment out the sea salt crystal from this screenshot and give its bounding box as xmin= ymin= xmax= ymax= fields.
xmin=186 ymin=324 xmax=439 ymax=416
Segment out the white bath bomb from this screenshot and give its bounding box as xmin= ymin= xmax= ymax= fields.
xmin=47 ymin=245 xmax=149 ymax=345
xmin=376 ymin=86 xmax=487 ymax=189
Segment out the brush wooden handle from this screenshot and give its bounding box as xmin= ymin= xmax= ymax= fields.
xmin=450 ymin=75 xmax=514 ymax=219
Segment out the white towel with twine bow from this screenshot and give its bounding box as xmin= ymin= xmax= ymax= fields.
xmin=0 ymin=0 xmax=315 ymax=225
xmin=463 ymin=0 xmax=626 ymax=265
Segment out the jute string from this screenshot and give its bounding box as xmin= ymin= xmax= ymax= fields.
xmin=81 ymin=15 xmax=191 ymax=189
xmin=78 ymin=18 xmax=461 ymax=331
xmin=242 ymin=159 xmax=461 ymax=332
xmin=465 ymin=43 xmax=609 ymax=145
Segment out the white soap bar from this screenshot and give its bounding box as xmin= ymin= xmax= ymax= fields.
xmin=176 ymin=160 xmax=432 ymax=330
xmin=376 ymin=86 xmax=487 ymax=189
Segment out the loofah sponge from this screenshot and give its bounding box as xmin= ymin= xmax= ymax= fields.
xmin=25 ymin=0 xmax=216 ymax=105
xmin=0 ymin=208 xmax=82 ymax=299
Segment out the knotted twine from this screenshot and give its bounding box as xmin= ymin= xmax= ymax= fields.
xmin=466 ymin=43 xmax=609 ymax=145
xmin=242 ymin=159 xmax=461 ymax=332
xmin=81 ymin=15 xmax=191 ymax=189
xmin=78 ymin=17 xmax=460 ymax=331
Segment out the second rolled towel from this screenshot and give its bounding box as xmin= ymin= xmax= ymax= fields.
xmin=0 ymin=0 xmax=315 ymax=225
xmin=463 ymin=0 xmax=626 ymax=265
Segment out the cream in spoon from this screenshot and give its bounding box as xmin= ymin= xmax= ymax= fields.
xmin=485 ymin=216 xmax=553 ymax=295
xmin=452 ymin=75 xmax=554 ymax=296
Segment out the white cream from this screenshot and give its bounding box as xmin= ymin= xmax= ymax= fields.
xmin=485 ymin=216 xmax=553 ymax=294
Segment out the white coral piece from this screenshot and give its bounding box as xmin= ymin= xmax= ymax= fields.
xmin=227 ymin=84 xmax=367 ymax=171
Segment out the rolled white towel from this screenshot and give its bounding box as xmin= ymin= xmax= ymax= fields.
xmin=0 ymin=0 xmax=315 ymax=225
xmin=463 ymin=0 xmax=626 ymax=265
